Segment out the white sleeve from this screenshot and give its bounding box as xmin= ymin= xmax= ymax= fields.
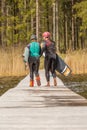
xmin=23 ymin=47 xmax=29 ymax=62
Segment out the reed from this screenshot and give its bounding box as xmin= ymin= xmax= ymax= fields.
xmin=0 ymin=46 xmax=87 ymax=76
xmin=65 ymin=50 xmax=87 ymax=74
xmin=0 ymin=45 xmax=27 ymax=76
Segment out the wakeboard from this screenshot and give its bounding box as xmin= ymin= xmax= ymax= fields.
xmin=56 ymin=54 xmax=72 ymax=76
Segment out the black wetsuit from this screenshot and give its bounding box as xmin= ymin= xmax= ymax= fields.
xmin=41 ymin=40 xmax=57 ymax=82
xmin=28 ymin=43 xmax=41 ymax=81
xmin=28 ymin=57 xmax=40 ymax=80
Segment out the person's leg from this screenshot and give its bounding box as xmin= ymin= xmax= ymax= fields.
xmin=50 ymin=58 xmax=57 ymax=86
xmin=29 ymin=61 xmax=34 ymax=87
xmin=44 ymin=57 xmax=50 ymax=86
xmin=34 ymin=59 xmax=41 ymax=86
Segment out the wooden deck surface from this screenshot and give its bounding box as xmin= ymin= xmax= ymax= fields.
xmin=0 ymin=70 xmax=87 ymax=130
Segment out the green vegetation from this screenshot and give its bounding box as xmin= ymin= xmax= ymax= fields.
xmin=58 ymin=74 xmax=87 ymax=83
xmin=0 ymin=76 xmax=25 ymax=96
xmin=0 ymin=0 xmax=87 ymax=52
xmin=79 ymin=91 xmax=87 ymax=99
xmin=74 ymin=1 xmax=87 ymax=31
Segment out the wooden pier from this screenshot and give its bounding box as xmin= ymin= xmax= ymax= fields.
xmin=0 ymin=70 xmax=87 ymax=130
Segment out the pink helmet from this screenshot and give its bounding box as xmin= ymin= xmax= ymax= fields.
xmin=42 ymin=32 xmax=51 ymax=38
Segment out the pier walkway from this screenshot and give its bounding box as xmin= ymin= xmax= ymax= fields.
xmin=0 ymin=70 xmax=87 ymax=130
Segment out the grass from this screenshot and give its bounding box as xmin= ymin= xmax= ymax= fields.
xmin=0 ymin=47 xmax=87 ymax=98
xmin=58 ymin=73 xmax=87 ymax=83
xmin=79 ymin=91 xmax=87 ymax=99
xmin=0 ymin=76 xmax=25 ymax=96
xmin=0 ymin=45 xmax=27 ymax=76
xmin=64 ymin=49 xmax=87 ymax=74
xmin=0 ymin=46 xmax=87 ymax=76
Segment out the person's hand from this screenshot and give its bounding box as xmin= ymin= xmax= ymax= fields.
xmin=25 ymin=62 xmax=29 ymax=70
xmin=25 ymin=62 xmax=28 ymax=66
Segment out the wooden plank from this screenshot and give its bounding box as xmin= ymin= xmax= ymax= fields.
xmin=0 ymin=70 xmax=87 ymax=130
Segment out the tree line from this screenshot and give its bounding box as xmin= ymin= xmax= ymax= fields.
xmin=0 ymin=0 xmax=87 ymax=53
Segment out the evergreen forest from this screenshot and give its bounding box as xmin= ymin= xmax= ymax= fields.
xmin=0 ymin=0 xmax=87 ymax=53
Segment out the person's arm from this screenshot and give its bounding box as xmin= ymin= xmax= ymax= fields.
xmin=23 ymin=46 xmax=29 ymax=63
xmin=39 ymin=45 xmax=41 ymax=56
xmin=40 ymin=41 xmax=46 ymax=56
